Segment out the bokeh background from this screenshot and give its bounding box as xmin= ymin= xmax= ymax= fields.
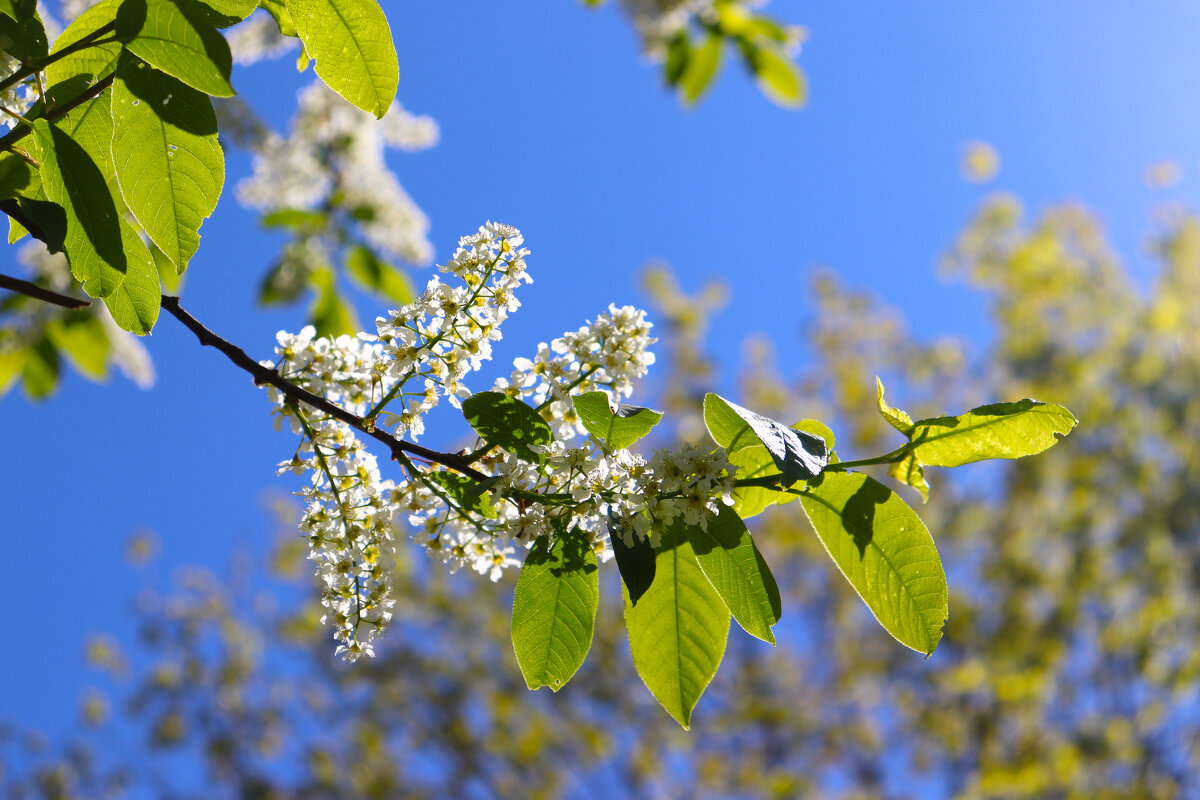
xmin=4 ymin=1 xmax=1200 ymax=796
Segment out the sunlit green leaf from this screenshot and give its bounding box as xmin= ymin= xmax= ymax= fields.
xmin=102 ymin=241 xmax=161 ymax=335
xmin=573 ymin=391 xmax=663 ymax=450
xmin=876 ymin=376 xmax=915 ymax=435
xmin=426 ymin=470 xmax=498 ymax=520
xmin=729 ymin=419 xmax=833 ymax=518
xmin=684 ymin=505 xmax=781 ymax=644
xmin=46 ymin=0 xmax=122 ymax=86
xmin=258 ymin=0 xmax=295 ymax=36
xmin=0 ymin=151 xmax=34 ymax=199
xmin=0 ymin=339 xmax=24 ymax=396
xmin=117 ymin=0 xmax=235 ymax=97
xmin=624 ymin=522 xmax=729 ymax=729
xmin=284 ymin=0 xmax=396 ymax=117
xmin=747 ymin=41 xmax=805 ymax=108
xmin=511 ymin=530 xmax=599 ymax=692
xmin=680 ymin=32 xmax=721 ymax=104
xmin=111 ymin=55 xmax=224 ymax=271
xmin=908 ymin=400 xmax=1078 ymax=467
xmin=461 ymin=391 xmax=553 ymax=465
xmin=188 ymin=0 xmax=257 ymax=27
xmin=799 ymin=471 xmax=947 ymax=655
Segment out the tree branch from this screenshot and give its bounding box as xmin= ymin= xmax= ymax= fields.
xmin=160 ymin=295 xmax=490 ymax=482
xmin=0 ymin=271 xmax=90 ymax=308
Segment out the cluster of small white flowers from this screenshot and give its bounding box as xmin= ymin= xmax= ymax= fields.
xmin=372 ymin=222 xmax=531 ymax=414
xmin=266 ymin=223 xmax=740 ymax=658
xmin=227 ymin=10 xmax=299 ymax=66
xmin=287 ymin=417 xmax=401 ymax=661
xmin=237 ymin=82 xmax=438 ymax=265
xmin=619 ymin=0 xmax=717 ymax=58
xmin=497 ymin=303 xmax=657 ymax=439
xmin=0 ymin=54 xmax=41 ymax=131
xmin=266 ymin=224 xmax=528 ymax=656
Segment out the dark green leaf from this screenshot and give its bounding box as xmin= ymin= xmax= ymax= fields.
xmin=664 ymin=30 xmax=689 ymax=86
xmin=609 ymin=513 xmax=655 ymax=605
xmin=0 ymin=6 xmax=47 ymax=62
xmin=624 ymin=523 xmax=729 ymax=729
xmin=704 ymin=393 xmax=828 ymax=485
xmin=461 ymin=391 xmax=553 ymax=465
xmin=684 ymin=505 xmax=781 ymax=644
xmin=511 ymin=530 xmax=599 ymax=692
xmin=46 ymin=312 xmax=110 ymax=379
xmin=572 ymin=390 xmax=663 ymax=450
xmin=21 ymin=335 xmax=59 ymax=399
xmin=0 ymin=152 xmax=33 ymax=199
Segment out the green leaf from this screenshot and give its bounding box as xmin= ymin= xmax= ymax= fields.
xmin=0 ymin=339 xmax=25 ymax=396
xmin=907 ymin=400 xmax=1078 ymax=467
xmin=117 ymin=0 xmax=235 ymax=97
xmin=8 ymin=213 xmax=27 ymax=242
xmin=426 ymin=470 xmax=497 ymax=520
xmin=307 ymin=267 xmax=356 ymax=336
xmin=0 ymin=6 xmax=47 ymax=62
xmin=0 ymin=151 xmax=33 ymax=199
xmin=747 ymin=41 xmax=805 ymax=108
xmin=102 ymin=241 xmax=161 ymax=335
xmin=344 ymin=244 xmax=414 ymax=305
xmin=799 ymin=472 xmax=947 ymax=655
xmin=683 ymin=505 xmax=781 ymax=644
xmin=624 ymin=522 xmax=730 ymax=729
xmin=32 ymin=116 xmax=129 ymax=298
xmin=150 ymin=239 xmax=183 ymax=291
xmin=511 ymin=530 xmax=599 ymax=692
xmin=875 ymin=376 xmax=915 ymax=435
xmin=46 ymin=312 xmax=110 ymax=379
xmin=284 ymin=0 xmax=397 ymax=117
xmin=461 ymin=391 xmax=553 ymax=465
xmin=704 ymin=393 xmax=828 ymax=485
xmin=573 ymin=390 xmax=663 ymax=450
xmin=111 ymin=55 xmax=224 ymax=271
xmin=187 ymin=0 xmax=257 ymax=27
xmin=260 ymin=207 xmax=324 ymax=229
xmin=257 ymin=0 xmax=295 ymax=36
xmin=609 ymin=513 xmax=656 ymax=605
xmin=729 ymin=419 xmax=833 ymax=518
xmin=46 ymin=0 xmax=122 ymax=86
xmin=21 ymin=335 xmax=59 ymax=399
xmin=664 ymin=30 xmax=688 ymax=86
xmin=680 ymin=31 xmax=721 ymax=104
xmin=890 ymin=453 xmax=930 ymax=503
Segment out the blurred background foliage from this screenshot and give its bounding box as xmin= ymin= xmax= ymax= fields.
xmin=5 ymin=191 xmax=1200 ymax=798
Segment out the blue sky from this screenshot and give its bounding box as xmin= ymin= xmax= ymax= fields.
xmin=5 ymin=0 xmax=1200 ymax=745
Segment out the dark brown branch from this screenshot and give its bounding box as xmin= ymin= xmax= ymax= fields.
xmin=0 ymin=73 xmax=117 ymax=151
xmin=0 ymin=271 xmax=90 ymax=308
xmin=160 ymin=295 xmax=490 ymax=482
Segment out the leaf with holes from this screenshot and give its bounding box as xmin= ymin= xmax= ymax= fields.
xmin=111 ymin=56 xmax=223 ymax=272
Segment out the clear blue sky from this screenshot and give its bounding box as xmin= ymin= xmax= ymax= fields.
xmin=5 ymin=0 xmax=1200 ymax=743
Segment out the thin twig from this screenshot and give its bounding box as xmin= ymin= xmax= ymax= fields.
xmin=160 ymin=295 xmax=490 ymax=482
xmin=0 ymin=73 xmax=117 ymax=151
xmin=0 ymin=272 xmax=90 ymax=308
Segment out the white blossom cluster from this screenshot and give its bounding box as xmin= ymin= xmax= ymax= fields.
xmin=620 ymin=0 xmax=717 ymax=58
xmin=0 ymin=55 xmax=40 ymax=131
xmin=238 ymin=81 xmax=438 ymax=265
xmin=226 ymin=10 xmax=299 ymax=66
xmin=266 ymin=223 xmax=739 ymax=660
